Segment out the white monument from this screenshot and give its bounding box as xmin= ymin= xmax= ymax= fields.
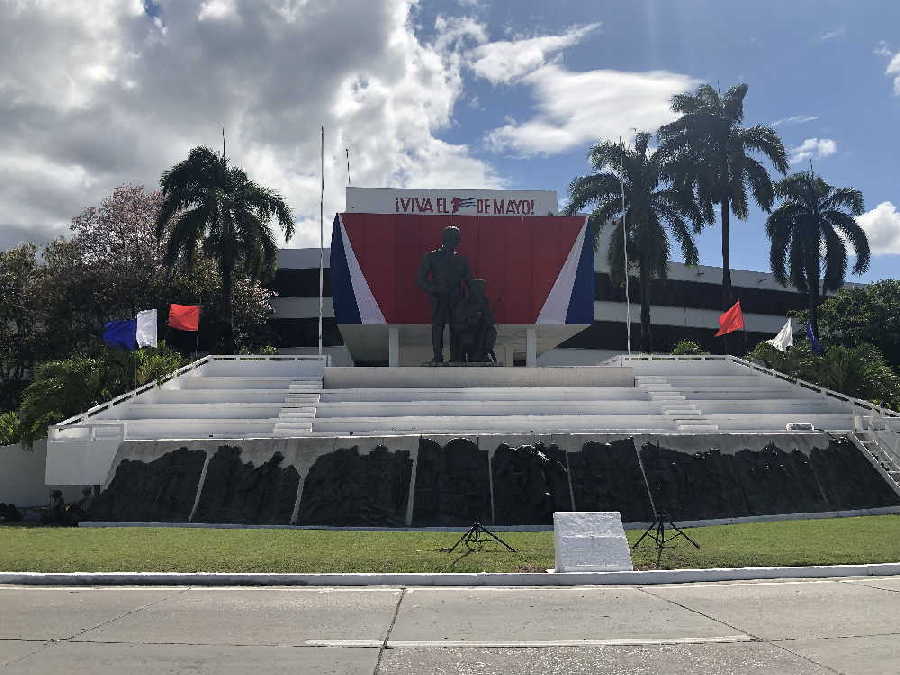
xmin=553 ymin=511 xmax=633 ymax=572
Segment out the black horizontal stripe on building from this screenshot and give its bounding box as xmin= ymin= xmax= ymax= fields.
xmin=595 ymin=273 xmax=807 ymax=315
xmin=269 ymin=268 xmax=332 ymax=297
xmin=271 ymin=266 xmax=806 ymax=318
xmin=271 ymin=317 xmax=343 ymax=348
xmin=559 ymin=321 xmax=772 ymax=355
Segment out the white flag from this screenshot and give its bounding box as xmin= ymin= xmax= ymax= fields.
xmin=766 ymin=318 xmax=793 ymax=352
xmin=136 ymin=309 xmax=158 ymax=348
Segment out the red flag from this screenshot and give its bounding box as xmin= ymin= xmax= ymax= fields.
xmin=714 ymin=301 xmax=744 ymax=337
xmin=168 ymin=304 xmax=200 ymax=332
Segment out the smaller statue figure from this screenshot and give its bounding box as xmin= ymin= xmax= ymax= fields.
xmin=451 ymin=278 xmax=497 ymax=363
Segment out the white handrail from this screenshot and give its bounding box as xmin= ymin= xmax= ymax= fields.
xmin=50 ymin=353 xmax=330 ymax=428
xmin=618 ymin=353 xmax=899 ymax=418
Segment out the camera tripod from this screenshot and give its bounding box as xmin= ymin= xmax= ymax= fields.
xmin=443 ymin=521 xmax=517 ymax=554
xmin=632 ymin=511 xmax=700 ymax=567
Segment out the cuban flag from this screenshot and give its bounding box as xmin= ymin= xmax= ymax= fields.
xmin=330 ymin=213 xmax=594 ymax=326
xmin=103 ymin=309 xmax=158 ymax=350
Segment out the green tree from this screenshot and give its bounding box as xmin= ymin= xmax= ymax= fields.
xmin=155 ymin=146 xmax=295 ymax=353
xmin=658 ymin=83 xmax=789 ymax=314
xmin=13 ymin=343 xmax=186 ymax=447
xmin=747 ymin=340 xmax=900 ymax=411
xmin=765 ymin=171 xmax=870 ymax=339
xmin=810 ymin=280 xmax=900 ymax=372
xmin=566 ymin=132 xmax=701 ymax=352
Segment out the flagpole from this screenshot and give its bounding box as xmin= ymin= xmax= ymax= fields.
xmin=318 ymin=126 xmax=325 ymax=358
xmin=620 ymin=159 xmax=632 ymax=357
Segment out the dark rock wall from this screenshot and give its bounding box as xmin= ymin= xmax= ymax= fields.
xmin=568 ymin=439 xmax=654 ymax=522
xmin=413 ymin=438 xmax=491 ymax=525
xmin=810 ymin=438 xmax=900 ymax=510
xmin=91 ymin=434 xmax=899 ymax=525
xmin=640 ymin=442 xmax=828 ymax=520
xmin=491 ymin=443 xmax=571 ymax=525
xmin=88 ymin=447 xmax=206 ymax=522
xmin=297 ymin=445 xmax=412 ymax=526
xmin=194 ymin=446 xmax=299 ymax=524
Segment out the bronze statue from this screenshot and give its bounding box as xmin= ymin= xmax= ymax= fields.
xmin=417 ymin=225 xmax=472 ymax=362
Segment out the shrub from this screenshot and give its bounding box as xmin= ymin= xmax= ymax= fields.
xmin=672 ymin=340 xmax=707 ymax=356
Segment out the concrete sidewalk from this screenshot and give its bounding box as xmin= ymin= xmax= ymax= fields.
xmin=1 ymin=577 xmax=899 ymax=673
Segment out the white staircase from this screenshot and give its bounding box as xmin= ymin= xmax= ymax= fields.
xmin=273 ymin=378 xmax=324 ymax=436
xmin=635 ymin=375 xmax=719 ymax=432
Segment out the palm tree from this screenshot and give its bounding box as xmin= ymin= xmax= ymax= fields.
xmin=565 ymin=133 xmax=701 ymax=353
xmin=155 ymin=146 xmax=294 ymax=353
xmin=658 ymin=83 xmax=789 ymax=312
xmin=765 ymin=170 xmax=870 ymax=339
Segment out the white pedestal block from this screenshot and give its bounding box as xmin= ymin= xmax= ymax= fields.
xmin=553 ymin=511 xmax=633 ymax=572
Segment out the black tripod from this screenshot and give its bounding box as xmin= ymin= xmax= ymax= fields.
xmin=443 ymin=522 xmax=517 ymax=554
xmin=632 ymin=511 xmax=700 ymax=567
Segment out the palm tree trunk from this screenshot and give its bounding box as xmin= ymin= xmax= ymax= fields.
xmin=720 ymin=199 xmax=732 ymax=308
xmin=639 ymin=261 xmax=652 ymax=353
xmin=807 ymin=257 xmax=820 ymax=341
xmin=222 ymin=263 xmax=235 ymax=354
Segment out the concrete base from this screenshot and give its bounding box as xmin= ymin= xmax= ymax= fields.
xmin=554 ymin=512 xmax=633 ymax=572
xmin=324 ymin=366 xmax=635 ymax=389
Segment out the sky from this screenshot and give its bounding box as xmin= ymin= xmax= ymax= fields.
xmin=1 ymin=0 xmax=898 ymax=281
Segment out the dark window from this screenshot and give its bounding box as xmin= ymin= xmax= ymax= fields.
xmin=271 ymin=317 xmax=343 ymax=347
xmin=269 ymin=268 xmax=332 ymax=297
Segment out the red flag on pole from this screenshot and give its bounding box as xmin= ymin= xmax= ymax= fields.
xmin=714 ymin=301 xmax=744 ymax=337
xmin=168 ymin=304 xmax=200 ymax=332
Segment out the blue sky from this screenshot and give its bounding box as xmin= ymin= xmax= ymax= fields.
xmin=413 ymin=0 xmax=900 ymax=281
xmin=1 ymin=0 xmax=897 ymax=282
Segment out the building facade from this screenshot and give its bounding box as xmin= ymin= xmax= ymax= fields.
xmin=269 ymin=240 xmax=826 ymax=365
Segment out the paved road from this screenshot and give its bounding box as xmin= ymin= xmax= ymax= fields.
xmin=1 ymin=577 xmax=899 ymax=674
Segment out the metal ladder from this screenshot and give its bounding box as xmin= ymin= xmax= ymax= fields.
xmin=852 ymin=431 xmax=900 ymax=492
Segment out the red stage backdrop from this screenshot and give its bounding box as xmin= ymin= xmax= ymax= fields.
xmin=331 ymin=213 xmax=593 ymax=325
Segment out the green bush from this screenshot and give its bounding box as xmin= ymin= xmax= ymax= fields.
xmin=746 ymin=340 xmax=900 ymax=411
xmin=13 ymin=343 xmax=187 ymax=447
xmin=0 ymin=411 xmax=20 ymax=446
xmin=672 ymin=340 xmax=707 ymax=356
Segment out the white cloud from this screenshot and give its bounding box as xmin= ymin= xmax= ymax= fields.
xmin=875 ymin=42 xmax=900 ymax=94
xmin=819 ymin=27 xmax=845 ymax=41
xmin=887 ymin=53 xmax=900 ymax=94
xmin=772 ymin=115 xmax=819 ymax=127
xmin=857 ymin=201 xmax=900 ymax=255
xmin=789 ymin=138 xmax=837 ymax=165
xmin=0 ymin=0 xmax=503 ymax=249
xmin=485 ymin=65 xmax=697 ymax=156
xmin=468 ymin=23 xmax=601 ymax=84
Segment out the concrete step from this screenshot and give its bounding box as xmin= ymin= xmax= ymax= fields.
xmin=121 ymin=403 xmax=282 ymax=419
xmin=314 ymin=400 xmax=667 ymax=418
xmin=321 ymin=387 xmax=649 ymax=403
xmin=311 ymin=414 xmax=677 ymax=434
xmin=676 ymin=423 xmax=721 ymax=432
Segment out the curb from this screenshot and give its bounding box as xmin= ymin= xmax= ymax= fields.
xmin=78 ymin=506 xmax=900 ymax=532
xmin=3 ymin=563 xmax=899 ymax=587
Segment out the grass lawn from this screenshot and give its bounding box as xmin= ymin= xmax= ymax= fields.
xmin=1 ymin=515 xmax=899 ymax=574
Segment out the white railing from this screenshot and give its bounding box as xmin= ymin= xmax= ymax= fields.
xmin=50 ymin=353 xmax=330 ymax=429
xmin=616 ymin=353 xmax=900 ymax=420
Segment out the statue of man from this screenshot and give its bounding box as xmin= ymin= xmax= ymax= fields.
xmin=417 ymin=225 xmax=472 ymax=362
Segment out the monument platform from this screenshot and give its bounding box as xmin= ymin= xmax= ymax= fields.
xmin=323 ymin=366 xmax=634 ymax=389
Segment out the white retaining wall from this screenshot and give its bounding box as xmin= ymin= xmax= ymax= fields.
xmin=0 ymin=440 xmax=82 ymax=507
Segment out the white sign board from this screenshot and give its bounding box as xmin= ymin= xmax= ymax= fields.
xmin=345 ymin=187 xmax=558 ymax=217
xmin=553 ymin=512 xmax=633 ymax=573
